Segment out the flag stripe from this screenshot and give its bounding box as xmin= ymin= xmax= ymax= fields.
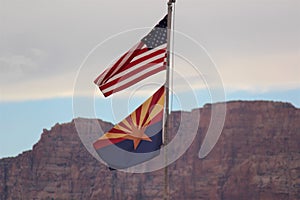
xmin=120 ymin=120 xmax=132 ymax=132
xmin=135 ymin=106 xmax=142 ymax=127
xmin=141 ymin=89 xmax=165 ymax=126
xmin=148 ymin=110 xmax=164 ymax=126
xmin=145 ymin=104 xmax=164 ymax=126
xmin=93 ymin=138 xmax=126 ymax=150
xmin=99 ymin=52 xmax=166 ymax=92
xmin=101 ymin=64 xmax=165 ymax=97
xmin=100 ymin=57 xmax=166 ymax=92
xmin=94 ymin=42 xmax=144 ymax=85
xmin=108 ymin=128 xmax=128 ymax=134
xmin=105 ymin=42 xmax=145 ymax=82
xmin=143 ymin=90 xmax=165 ymax=126
xmin=131 ymin=110 xmax=138 ymax=127
xmin=126 ymin=115 xmax=135 ymax=130
xmin=139 ymin=97 xmax=152 ymax=126
xmin=115 ymin=124 xmax=132 ymax=133
xmin=103 ymin=133 xmax=128 ymax=139
xmin=132 ymin=44 xmax=167 ymax=62
xmin=94 ymin=51 xmax=129 ymax=85
xmin=108 ymin=48 xmax=166 ymax=82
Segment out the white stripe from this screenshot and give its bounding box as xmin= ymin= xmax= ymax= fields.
xmin=102 ymin=63 xmax=164 ymax=93
xmin=107 ymin=52 xmax=166 ymax=83
xmin=107 ymin=42 xmax=145 ymax=81
xmin=102 ymin=63 xmax=163 ymax=94
xmin=94 ymin=67 xmax=110 ymax=85
xmin=97 ymin=43 xmax=165 ymax=85
xmin=96 ymin=43 xmax=142 ymax=85
xmin=132 ymin=44 xmax=167 ymax=62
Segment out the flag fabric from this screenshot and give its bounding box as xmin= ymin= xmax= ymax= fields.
xmin=94 ymin=15 xmax=168 ymax=97
xmin=93 ymin=86 xmax=165 ymax=169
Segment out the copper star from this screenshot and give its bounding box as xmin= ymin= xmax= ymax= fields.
xmin=123 ymin=126 xmax=152 ymax=150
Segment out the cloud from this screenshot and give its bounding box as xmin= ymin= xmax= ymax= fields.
xmin=217 ymin=51 xmax=300 ymax=93
xmin=0 ymin=0 xmax=299 ymax=101
xmin=0 ymin=55 xmax=37 ymax=76
xmin=0 ymin=71 xmax=76 ymax=102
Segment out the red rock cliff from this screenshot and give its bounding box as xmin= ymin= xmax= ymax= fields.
xmin=0 ymin=101 xmax=299 ymax=200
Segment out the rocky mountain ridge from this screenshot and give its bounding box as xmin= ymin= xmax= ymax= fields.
xmin=0 ymin=101 xmax=299 ymax=199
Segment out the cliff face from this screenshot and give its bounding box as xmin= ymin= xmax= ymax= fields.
xmin=0 ymin=101 xmax=299 ymax=200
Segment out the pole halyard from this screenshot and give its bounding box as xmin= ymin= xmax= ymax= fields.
xmin=164 ymin=1 xmax=176 ymax=200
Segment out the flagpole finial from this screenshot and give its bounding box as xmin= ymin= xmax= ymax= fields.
xmin=168 ymin=0 xmax=176 ymax=4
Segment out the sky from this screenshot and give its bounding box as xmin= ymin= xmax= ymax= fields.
xmin=0 ymin=0 xmax=299 ymax=158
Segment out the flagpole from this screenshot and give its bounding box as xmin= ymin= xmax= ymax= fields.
xmin=164 ymin=0 xmax=175 ymax=199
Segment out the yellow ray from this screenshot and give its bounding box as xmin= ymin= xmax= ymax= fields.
xmin=131 ymin=111 xmax=138 ymax=127
xmin=139 ymin=97 xmax=152 ymax=127
xmin=99 ymin=133 xmax=127 ymax=140
xmin=143 ymin=95 xmax=165 ymax=126
xmin=115 ymin=123 xmax=132 ymax=133
xmin=121 ymin=119 xmax=132 ymax=131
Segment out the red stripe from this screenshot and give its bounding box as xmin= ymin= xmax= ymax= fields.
xmin=94 ymin=68 xmax=108 ymax=85
xmin=150 ymin=85 xmax=165 ymax=106
xmin=104 ymin=42 xmax=145 ymax=83
xmin=100 ymin=57 xmax=166 ymax=91
xmin=93 ymin=138 xmax=126 ymax=149
xmin=109 ymin=128 xmax=127 ymax=134
xmin=118 ymin=122 xmax=132 ymax=132
xmin=97 ymin=48 xmax=165 ymax=89
xmin=135 ymin=106 xmax=142 ymax=126
xmin=117 ymin=48 xmax=166 ymax=74
xmin=130 ymin=47 xmax=149 ymax=60
xmin=141 ymin=86 xmax=165 ymax=126
xmin=94 ymin=52 xmax=129 ymax=85
xmin=102 ymin=65 xmax=166 ymax=97
xmin=147 ymin=110 xmax=164 ymax=126
xmin=126 ymin=115 xmax=134 ymax=128
xmin=101 ymin=52 xmax=129 ymax=83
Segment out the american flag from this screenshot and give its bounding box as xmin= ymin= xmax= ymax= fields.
xmin=94 ymin=15 xmax=168 ymax=97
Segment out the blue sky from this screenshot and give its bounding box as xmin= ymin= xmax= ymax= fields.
xmin=0 ymin=0 xmax=299 ymax=158
xmin=1 ymin=89 xmax=299 ymax=158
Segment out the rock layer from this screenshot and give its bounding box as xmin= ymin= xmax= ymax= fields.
xmin=0 ymin=101 xmax=299 ymax=200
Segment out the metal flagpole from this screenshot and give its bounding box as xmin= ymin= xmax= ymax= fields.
xmin=164 ymin=0 xmax=175 ymax=199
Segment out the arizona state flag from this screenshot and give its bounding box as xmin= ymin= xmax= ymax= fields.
xmin=93 ymin=86 xmax=165 ymax=169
